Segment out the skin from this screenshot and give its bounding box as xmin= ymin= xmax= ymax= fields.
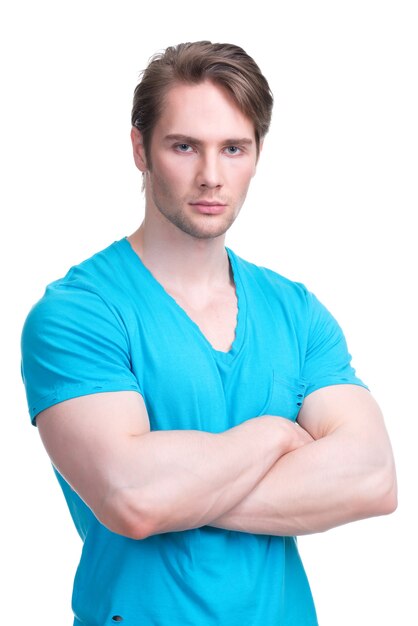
xmin=37 ymin=79 xmax=397 ymax=540
xmin=128 ymin=80 xmax=261 ymax=351
xmin=133 ymin=78 xmax=259 ymax=241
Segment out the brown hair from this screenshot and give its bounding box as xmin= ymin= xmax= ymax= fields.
xmin=131 ymin=41 xmax=273 ymax=164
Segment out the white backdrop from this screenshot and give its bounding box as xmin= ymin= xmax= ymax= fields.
xmin=1 ymin=1 xmax=416 ymax=624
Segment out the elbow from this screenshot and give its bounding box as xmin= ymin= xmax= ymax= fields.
xmin=377 ymin=474 xmax=398 ymax=516
xmin=98 ymin=486 xmax=157 ymax=540
xmin=361 ymin=462 xmax=398 ymax=518
xmin=117 ymin=513 xmax=156 ymax=542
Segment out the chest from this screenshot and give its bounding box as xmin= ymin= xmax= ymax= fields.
xmin=169 ymin=285 xmax=238 ymax=353
xmin=129 ymin=283 xmax=308 ymax=433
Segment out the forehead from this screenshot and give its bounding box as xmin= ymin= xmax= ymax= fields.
xmin=154 ymin=80 xmax=255 ymax=142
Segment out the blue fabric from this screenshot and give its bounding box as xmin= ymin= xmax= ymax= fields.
xmin=21 ymin=238 xmax=367 ymax=625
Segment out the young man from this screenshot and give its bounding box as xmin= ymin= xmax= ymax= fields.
xmin=21 ymin=42 xmax=397 ymax=625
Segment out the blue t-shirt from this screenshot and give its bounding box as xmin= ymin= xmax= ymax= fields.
xmin=21 ymin=238 xmax=367 ymax=626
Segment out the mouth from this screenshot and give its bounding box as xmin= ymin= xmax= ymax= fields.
xmin=189 ymin=201 xmax=227 ymax=215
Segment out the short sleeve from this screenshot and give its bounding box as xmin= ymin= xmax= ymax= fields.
xmin=301 ymin=291 xmax=368 ymax=397
xmin=21 ymin=284 xmax=141 ymax=424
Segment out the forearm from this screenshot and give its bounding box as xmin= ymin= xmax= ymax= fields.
xmin=105 ymin=416 xmax=300 ymax=538
xmin=209 ymin=427 xmax=397 ymax=536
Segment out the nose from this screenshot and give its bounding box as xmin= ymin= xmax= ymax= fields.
xmin=196 ymin=151 xmax=223 ymax=189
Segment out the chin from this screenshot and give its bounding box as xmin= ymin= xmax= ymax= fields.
xmin=168 ymin=212 xmax=236 ymax=240
xmin=183 ymin=219 xmax=235 ymax=240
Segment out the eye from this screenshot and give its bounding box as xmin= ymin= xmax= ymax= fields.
xmin=175 ymin=143 xmax=193 ymax=153
xmin=225 ymin=146 xmax=241 ymax=155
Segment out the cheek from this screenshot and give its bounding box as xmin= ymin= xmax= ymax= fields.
xmin=231 ymin=165 xmax=256 ymax=194
xmin=154 ymin=157 xmax=193 ymax=189
xmin=228 ymin=155 xmax=257 ymax=177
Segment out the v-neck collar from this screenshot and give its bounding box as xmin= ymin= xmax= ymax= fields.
xmin=119 ymin=237 xmax=247 ymax=362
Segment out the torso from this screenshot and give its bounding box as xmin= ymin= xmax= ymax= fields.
xmin=31 ymin=239 xmax=320 ymax=624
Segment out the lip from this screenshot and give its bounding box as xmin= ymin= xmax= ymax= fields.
xmin=189 ymin=202 xmax=227 ymax=215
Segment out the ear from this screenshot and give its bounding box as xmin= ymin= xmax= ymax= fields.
xmin=131 ymin=127 xmax=148 ymax=172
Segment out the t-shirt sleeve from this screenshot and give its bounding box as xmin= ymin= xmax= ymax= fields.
xmin=21 ymin=285 xmax=142 ymax=424
xmin=301 ymin=291 xmax=368 ymax=397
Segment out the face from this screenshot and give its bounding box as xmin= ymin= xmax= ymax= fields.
xmin=132 ymin=80 xmax=260 ymax=240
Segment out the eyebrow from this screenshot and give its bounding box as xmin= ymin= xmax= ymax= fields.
xmin=164 ymin=134 xmax=254 ymax=146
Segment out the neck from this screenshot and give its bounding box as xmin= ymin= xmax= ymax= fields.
xmin=127 ymin=216 xmax=231 ymax=292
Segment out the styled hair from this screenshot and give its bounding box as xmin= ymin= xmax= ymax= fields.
xmin=131 ymin=41 xmax=273 ymax=163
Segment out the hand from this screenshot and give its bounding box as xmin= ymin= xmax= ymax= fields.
xmin=256 ymin=415 xmax=314 ymax=455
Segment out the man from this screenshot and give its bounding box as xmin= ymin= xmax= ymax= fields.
xmin=21 ymin=41 xmax=397 ymax=625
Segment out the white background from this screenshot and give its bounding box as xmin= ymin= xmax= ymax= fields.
xmin=1 ymin=1 xmax=417 ymax=624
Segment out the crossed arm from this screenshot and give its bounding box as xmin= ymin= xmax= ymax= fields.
xmin=37 ymin=384 xmax=397 ymax=540
xmin=209 ymin=384 xmax=397 ymax=535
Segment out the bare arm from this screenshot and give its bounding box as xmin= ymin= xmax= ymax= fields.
xmin=209 ymin=385 xmax=397 ymax=535
xmin=36 ymin=391 xmax=310 ymax=539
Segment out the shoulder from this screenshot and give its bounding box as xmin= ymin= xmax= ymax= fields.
xmin=228 ymin=248 xmax=342 ymax=338
xmin=24 ymin=239 xmax=132 ymax=324
xmin=51 ymin=238 xmax=131 ymax=294
xmin=21 ymin=240 xmax=141 ymax=423
xmin=21 ymin=239 xmax=136 ymax=359
xmin=228 ymin=248 xmax=367 ymax=393
xmin=228 ymin=248 xmax=313 ymax=312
